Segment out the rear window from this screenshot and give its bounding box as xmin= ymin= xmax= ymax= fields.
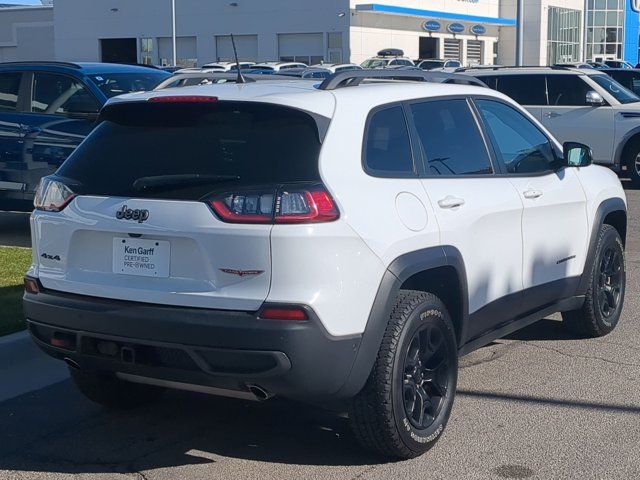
xmin=496 ymin=75 xmax=547 ymax=105
xmin=57 ymin=101 xmax=324 ymax=200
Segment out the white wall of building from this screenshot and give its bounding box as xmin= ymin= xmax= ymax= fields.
xmin=53 ymin=0 xmax=351 ymax=65
xmin=0 ymin=6 xmax=54 ymax=62
xmin=350 ymin=11 xmax=500 ymax=65
xmin=500 ymin=0 xmax=584 ymax=65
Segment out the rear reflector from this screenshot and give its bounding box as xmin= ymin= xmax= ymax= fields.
xmin=24 ymin=277 xmax=40 ymax=294
xmin=148 ymin=95 xmax=219 ymax=103
xmin=258 ymin=307 xmax=309 ymax=321
xmin=50 ymin=333 xmax=76 ymax=350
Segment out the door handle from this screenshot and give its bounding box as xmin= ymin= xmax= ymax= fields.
xmin=523 ymin=189 xmax=543 ymax=199
xmin=544 ymin=112 xmax=561 ymax=119
xmin=438 ymin=196 xmax=465 ymax=209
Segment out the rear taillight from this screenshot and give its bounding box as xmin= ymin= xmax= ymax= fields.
xmin=209 ymin=184 xmax=339 ymax=224
xmin=34 ymin=177 xmax=75 ymax=212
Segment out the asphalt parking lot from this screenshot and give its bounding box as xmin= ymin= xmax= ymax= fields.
xmin=1 ymin=187 xmax=639 ymax=480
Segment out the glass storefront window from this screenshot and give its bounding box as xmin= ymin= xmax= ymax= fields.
xmin=547 ymin=7 xmax=582 ymax=64
xmin=586 ymin=1 xmax=624 ymax=61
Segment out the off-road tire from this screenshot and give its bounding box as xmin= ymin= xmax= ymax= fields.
xmin=70 ymin=368 xmax=165 ymax=409
xmin=562 ymin=224 xmax=625 ymax=337
xmin=624 ymin=141 xmax=640 ymax=188
xmin=349 ymin=290 xmax=458 ymax=459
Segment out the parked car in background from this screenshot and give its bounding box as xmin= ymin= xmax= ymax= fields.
xmin=154 ymin=72 xmax=300 ymax=89
xmin=462 ymin=66 xmax=640 ymax=185
xmin=0 ymin=61 xmax=169 ymax=212
xmin=553 ymin=62 xmax=594 ymax=69
xmin=587 ymin=61 xmax=610 ymax=70
xmin=250 ymin=62 xmax=308 ymax=73
xmin=603 ymin=60 xmax=634 ymax=69
xmin=158 ymin=66 xmax=182 ymax=74
xmin=361 ymin=49 xmax=415 ymax=69
xmin=417 ymin=59 xmax=462 ymax=71
xmin=309 ymin=63 xmax=362 ymax=73
xmin=200 ymin=62 xmax=256 ymax=71
xmin=603 ymin=68 xmax=640 ymax=96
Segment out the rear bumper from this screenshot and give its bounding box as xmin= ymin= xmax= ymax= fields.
xmin=23 ymin=289 xmax=362 ymax=402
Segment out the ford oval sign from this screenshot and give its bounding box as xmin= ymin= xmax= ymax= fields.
xmin=471 ymin=25 xmax=487 ymax=36
xmin=423 ymin=20 xmax=441 ymax=32
xmin=447 ymin=23 xmax=465 ymax=34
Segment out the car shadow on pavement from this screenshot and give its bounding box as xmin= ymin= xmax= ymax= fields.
xmin=0 ymin=380 xmax=382 ymax=477
xmin=503 ymin=318 xmax=582 ymax=342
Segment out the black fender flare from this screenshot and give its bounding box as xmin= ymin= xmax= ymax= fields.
xmin=576 ymin=197 xmax=627 ymax=296
xmin=335 ymin=246 xmax=469 ymax=399
xmin=614 ymin=125 xmax=640 ymax=167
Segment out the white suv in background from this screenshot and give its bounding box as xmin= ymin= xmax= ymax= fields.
xmin=463 ymin=66 xmax=640 ymax=185
xmin=24 ymin=70 xmax=627 ymax=460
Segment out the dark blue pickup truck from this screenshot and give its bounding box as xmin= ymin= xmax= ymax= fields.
xmin=0 ymin=61 xmax=169 ymax=212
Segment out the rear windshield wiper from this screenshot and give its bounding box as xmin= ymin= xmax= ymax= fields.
xmin=133 ymin=174 xmax=240 ymax=192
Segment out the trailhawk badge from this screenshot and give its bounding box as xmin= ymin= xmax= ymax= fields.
xmin=219 ymin=268 xmax=265 ymax=277
xmin=116 ymin=205 xmax=150 ymax=223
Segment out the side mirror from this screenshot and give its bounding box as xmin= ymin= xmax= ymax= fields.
xmin=563 ymin=142 xmax=593 ymax=168
xmin=586 ymin=90 xmax=605 ymax=106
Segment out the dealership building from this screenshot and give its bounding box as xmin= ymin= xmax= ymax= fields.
xmin=1 ymin=0 xmax=640 ymax=67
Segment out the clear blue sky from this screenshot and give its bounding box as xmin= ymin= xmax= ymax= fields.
xmin=5 ymin=1 xmax=45 ymax=4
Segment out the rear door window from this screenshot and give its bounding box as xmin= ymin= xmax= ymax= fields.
xmin=546 ymin=75 xmax=591 ymax=106
xmin=495 ymin=75 xmax=547 ymax=105
xmin=57 ymin=101 xmax=324 ymax=200
xmin=364 ymin=105 xmax=415 ymax=176
xmin=31 ymin=73 xmax=101 ymax=115
xmin=410 ymin=98 xmax=493 ymax=176
xmin=0 ymin=72 xmax=22 ymax=112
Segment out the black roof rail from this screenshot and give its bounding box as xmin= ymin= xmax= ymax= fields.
xmin=455 ymin=65 xmax=572 ymax=73
xmin=318 ymin=69 xmax=487 ymax=91
xmin=0 ymin=61 xmax=83 ymax=69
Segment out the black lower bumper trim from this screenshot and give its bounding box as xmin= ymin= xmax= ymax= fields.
xmin=24 ymin=289 xmax=361 ymax=402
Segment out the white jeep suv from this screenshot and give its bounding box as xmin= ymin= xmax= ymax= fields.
xmin=24 ymin=70 xmax=627 ymax=460
xmin=463 ymin=66 xmax=640 ymax=185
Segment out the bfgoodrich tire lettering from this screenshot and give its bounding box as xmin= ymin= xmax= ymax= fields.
xmin=349 ymin=290 xmax=458 ymax=459
xmin=563 ymin=224 xmax=625 ymax=337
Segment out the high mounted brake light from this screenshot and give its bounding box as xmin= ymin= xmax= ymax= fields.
xmin=148 ymin=96 xmax=219 ymax=103
xmin=209 ymin=184 xmax=339 ymax=224
xmin=34 ymin=177 xmax=76 ymax=212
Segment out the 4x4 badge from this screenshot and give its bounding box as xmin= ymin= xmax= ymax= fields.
xmin=116 ymin=205 xmax=150 ymax=223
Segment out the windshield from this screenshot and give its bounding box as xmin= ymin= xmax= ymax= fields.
xmin=419 ymin=61 xmax=445 ymax=70
xmin=89 ymin=72 xmax=170 ymax=98
xmin=591 ymin=75 xmax=640 ymax=104
xmin=361 ymin=59 xmax=389 ymax=69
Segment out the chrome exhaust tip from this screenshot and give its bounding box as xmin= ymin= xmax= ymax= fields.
xmin=247 ymin=384 xmax=272 ymax=401
xmin=63 ymin=357 xmax=80 ymax=370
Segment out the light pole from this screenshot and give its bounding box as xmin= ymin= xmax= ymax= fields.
xmin=515 ymin=0 xmax=524 ymax=66
xmin=171 ymin=0 xmax=177 ymax=67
